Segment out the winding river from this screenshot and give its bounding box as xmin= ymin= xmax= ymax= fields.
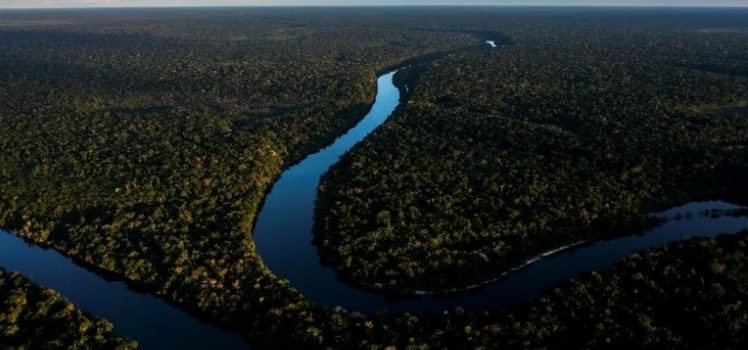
xmin=2 ymin=42 xmax=748 ymax=348
xmin=0 ymin=230 xmax=249 ymax=350
xmin=251 ymin=63 xmax=748 ymax=314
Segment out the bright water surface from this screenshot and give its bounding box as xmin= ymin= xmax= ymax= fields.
xmin=0 ymin=231 xmax=248 ymax=349
xmin=252 ymin=71 xmax=748 ymax=314
xmin=2 ymin=60 xmax=748 ymax=350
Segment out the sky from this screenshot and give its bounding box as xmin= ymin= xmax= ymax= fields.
xmin=1 ymin=0 xmax=747 ymax=8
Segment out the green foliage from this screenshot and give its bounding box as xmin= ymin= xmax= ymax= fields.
xmin=1 ymin=7 xmax=748 ymax=350
xmin=0 ymin=268 xmax=137 ymax=349
xmin=474 ymin=231 xmax=748 ymax=349
xmin=0 ymin=7 xmax=476 ymax=349
xmin=316 ymin=10 xmax=748 ymax=292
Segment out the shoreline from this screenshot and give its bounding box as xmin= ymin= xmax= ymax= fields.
xmin=362 ymin=240 xmax=590 ymax=297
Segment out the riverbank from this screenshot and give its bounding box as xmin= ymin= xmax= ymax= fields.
xmin=362 ymin=240 xmax=591 ymax=297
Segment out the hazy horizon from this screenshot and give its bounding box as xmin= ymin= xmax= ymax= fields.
xmin=2 ymin=1 xmax=748 ymax=10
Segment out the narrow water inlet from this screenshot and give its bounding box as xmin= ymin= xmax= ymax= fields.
xmin=1 ymin=40 xmax=746 ymax=350
xmin=251 ymin=68 xmax=748 ymax=314
xmin=0 ymin=230 xmax=250 ymax=350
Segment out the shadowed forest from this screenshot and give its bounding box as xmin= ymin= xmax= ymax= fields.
xmin=1 ymin=7 xmax=747 ymax=349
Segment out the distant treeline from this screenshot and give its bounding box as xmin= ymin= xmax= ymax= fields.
xmin=0 ymin=7 xmax=747 ymax=349
xmin=317 ymin=8 xmax=748 ymax=292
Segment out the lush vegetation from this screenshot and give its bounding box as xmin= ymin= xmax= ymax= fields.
xmin=0 ymin=267 xmax=137 ymax=349
xmin=0 ymin=4 xmax=474 ymax=321
xmin=317 ymin=9 xmax=748 ymax=292
xmin=1 ymin=7 xmax=748 ymax=350
xmin=367 ymin=230 xmax=748 ymax=350
xmin=0 ymin=9 xmax=474 ymax=295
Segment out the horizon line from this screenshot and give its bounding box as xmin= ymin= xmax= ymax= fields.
xmin=2 ymin=4 xmax=748 ymax=10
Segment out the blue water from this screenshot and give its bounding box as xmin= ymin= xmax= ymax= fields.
xmin=253 ymin=70 xmax=401 ymax=299
xmin=0 ymin=232 xmax=249 ymax=349
xmin=1 ymin=67 xmax=747 ymax=350
xmin=252 ymin=70 xmax=748 ymax=314
xmin=0 ymin=71 xmax=400 ymax=350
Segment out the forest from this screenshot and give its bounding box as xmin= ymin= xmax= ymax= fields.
xmin=445 ymin=230 xmax=748 ymax=349
xmin=0 ymin=268 xmax=137 ymax=349
xmin=316 ymin=8 xmax=748 ymax=292
xmin=0 ymin=6 xmax=747 ymax=350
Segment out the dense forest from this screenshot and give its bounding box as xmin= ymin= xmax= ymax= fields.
xmin=6 ymin=228 xmax=748 ymax=349
xmin=317 ymin=9 xmax=748 ymax=292
xmin=0 ymin=267 xmax=137 ymax=349
xmin=0 ymin=5 xmax=475 ymax=339
xmin=386 ymin=230 xmax=748 ymax=349
xmin=1 ymin=7 xmax=748 ymax=350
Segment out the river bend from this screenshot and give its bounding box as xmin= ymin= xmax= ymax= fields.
xmin=2 ymin=43 xmax=748 ymax=349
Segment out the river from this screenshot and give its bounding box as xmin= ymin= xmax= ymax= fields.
xmin=2 ymin=43 xmax=747 ymax=348
xmin=0 ymin=230 xmax=248 ymax=349
xmin=251 ymin=67 xmax=748 ymax=314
